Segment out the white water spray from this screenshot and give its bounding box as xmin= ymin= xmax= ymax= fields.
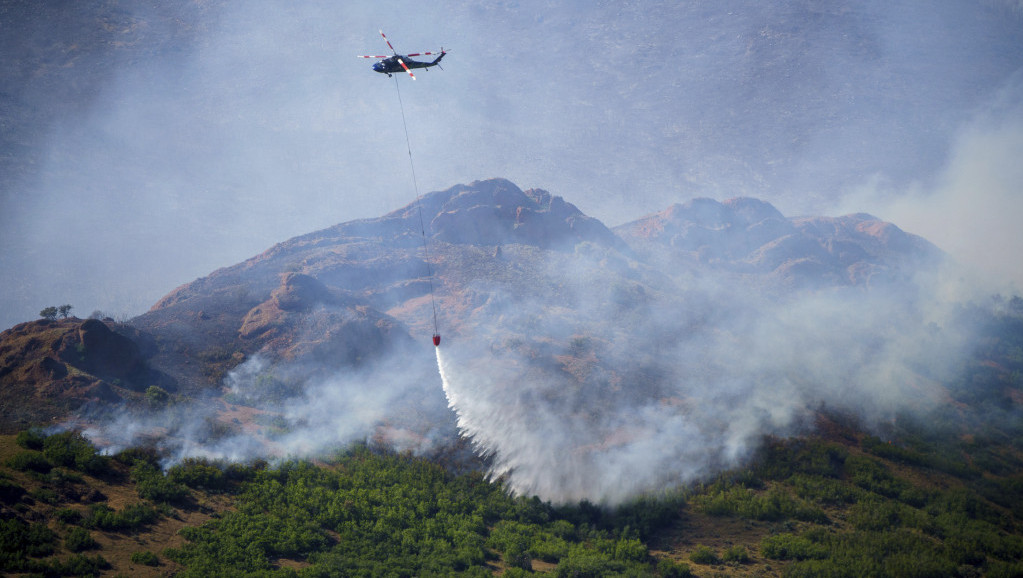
xmin=436 ymin=346 xmax=593 ymax=501
xmin=435 ymin=345 xmax=722 ymax=504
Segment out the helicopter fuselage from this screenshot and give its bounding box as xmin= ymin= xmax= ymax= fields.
xmin=372 ymin=54 xmax=443 ymax=76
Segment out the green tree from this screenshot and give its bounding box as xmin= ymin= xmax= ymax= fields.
xmin=130 ymin=551 xmax=160 ymax=566
xmin=58 ymin=304 xmax=73 ymax=318
xmin=145 ymin=386 xmax=170 ymax=408
xmin=39 ymin=306 xmax=58 ymax=320
xmin=65 ymin=527 xmax=99 ymax=552
xmin=688 ymin=544 xmax=720 ymax=565
xmin=131 ymin=462 xmax=188 ymax=503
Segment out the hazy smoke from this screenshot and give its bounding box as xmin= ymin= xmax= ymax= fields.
xmin=39 ymin=1 xmax=1019 ymax=503
xmin=82 ymin=346 xmax=454 ymax=465
xmin=435 ymin=249 xmax=971 ymax=505
xmin=3 ymin=1 xmax=1022 ymax=331
xmin=840 ymin=73 xmax=1023 ymax=291
xmin=72 ymin=221 xmax=983 ymax=505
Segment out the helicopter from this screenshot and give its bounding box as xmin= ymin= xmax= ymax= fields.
xmin=358 ymin=30 xmax=446 ymax=80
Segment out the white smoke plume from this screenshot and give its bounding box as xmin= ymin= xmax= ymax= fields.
xmin=435 ymin=248 xmax=972 ymax=505
xmin=81 ymin=346 xmax=455 ymax=466
xmin=839 ymin=74 xmax=1023 ymax=292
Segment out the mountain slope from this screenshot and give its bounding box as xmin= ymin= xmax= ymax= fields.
xmin=0 ymin=318 xmax=174 ymax=433
xmin=614 ymin=197 xmax=942 ymax=288
xmin=3 ymin=177 xmax=1005 ymax=507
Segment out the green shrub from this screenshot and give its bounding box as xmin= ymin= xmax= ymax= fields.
xmin=848 ymin=497 xmax=905 ymax=531
xmin=759 ymin=533 xmax=827 ymax=561
xmin=845 ymin=455 xmax=908 ymax=498
xmin=790 ymin=474 xmax=861 ymax=505
xmin=503 ymin=541 xmax=532 ymax=571
xmin=29 ymin=487 xmax=58 ymax=504
xmin=612 ymin=538 xmax=647 ymax=562
xmin=160 ymin=451 xmax=676 ymax=576
xmin=145 ymin=385 xmax=170 ymax=408
xmin=41 ymin=431 xmax=109 ymax=475
xmin=7 ymin=450 xmax=52 ymax=473
xmin=131 ymin=462 xmax=188 ymax=503
xmin=55 ymin=508 xmax=83 ymax=525
xmin=758 ymin=440 xmax=848 ymax=480
xmin=688 ymin=544 xmax=720 ymax=565
xmin=0 ymin=479 xmax=25 ymax=504
xmin=168 ymin=457 xmax=228 ymax=491
xmin=722 ymin=544 xmax=750 ymax=564
xmin=0 ymin=519 xmax=56 ymax=561
xmin=225 ymin=461 xmax=259 ymax=482
xmin=65 ymin=527 xmax=99 ymax=552
xmin=130 ymin=550 xmax=160 ymax=566
xmin=83 ymin=503 xmax=160 ymax=532
xmin=49 ymin=553 xmax=110 ymax=575
xmin=15 ymin=429 xmax=46 ymax=450
xmin=48 ymin=467 xmax=84 ymax=486
xmin=113 ymin=446 xmax=161 ymax=467
xmin=988 ymin=560 xmax=1023 ymax=578
xmin=657 ymin=558 xmax=694 ymax=577
xmin=554 ymin=544 xmax=623 ymax=577
xmin=695 ymin=484 xmax=827 ymax=523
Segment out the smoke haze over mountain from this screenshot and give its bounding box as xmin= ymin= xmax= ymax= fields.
xmin=434 ymin=246 xmax=970 ymax=504
xmin=3 ymin=1 xmax=1021 ymax=505
xmin=1 ymin=1 xmax=1022 ymax=329
xmin=66 ymin=185 xmax=982 ymax=505
xmin=842 ymin=76 xmax=1023 ymax=291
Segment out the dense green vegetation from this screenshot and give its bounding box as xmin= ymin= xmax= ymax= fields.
xmin=162 ymin=447 xmax=678 ymax=577
xmin=0 ymin=430 xmax=684 ymax=576
xmin=728 ymin=433 xmax=1023 ymax=577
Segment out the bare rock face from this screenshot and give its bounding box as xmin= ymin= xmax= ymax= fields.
xmin=66 ymin=318 xmax=145 ymax=379
xmin=428 ymin=179 xmax=624 ymax=250
xmin=238 ymin=272 xmax=408 ymax=369
xmin=239 ymin=272 xmax=340 ymax=341
xmin=270 ymin=273 xmax=336 ymax=312
xmin=0 ymin=319 xmax=174 ymax=432
xmin=614 ymin=197 xmax=941 ymax=287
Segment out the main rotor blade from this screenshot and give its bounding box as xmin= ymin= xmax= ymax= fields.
xmin=404 ymin=51 xmax=440 ymax=57
xmin=357 ymin=55 xmax=390 ymax=59
xmin=379 ymin=30 xmax=396 ymax=54
xmin=397 ymin=57 xmax=416 ymax=80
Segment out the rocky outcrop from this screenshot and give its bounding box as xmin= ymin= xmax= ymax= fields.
xmin=64 ymin=318 xmax=145 ymax=380
xmin=238 ymin=272 xmax=407 ymax=367
xmin=427 ymin=179 xmax=625 ymax=251
xmin=0 ymin=319 xmax=174 ymax=432
xmin=615 ymin=196 xmax=942 ymax=286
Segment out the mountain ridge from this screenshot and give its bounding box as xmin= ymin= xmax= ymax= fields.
xmin=2 ymin=177 xmax=949 ymax=438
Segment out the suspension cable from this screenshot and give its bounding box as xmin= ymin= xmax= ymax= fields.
xmin=393 ymin=75 xmax=440 ymax=338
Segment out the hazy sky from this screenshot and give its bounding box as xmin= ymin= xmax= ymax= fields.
xmin=2 ymin=0 xmax=1022 ymax=329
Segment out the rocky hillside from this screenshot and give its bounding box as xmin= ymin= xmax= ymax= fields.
xmin=4 ymin=176 xmax=1022 ymax=515
xmin=129 ymin=179 xmax=635 ymax=389
xmin=0 ymin=318 xmax=174 ymax=433
xmin=614 ymin=197 xmax=941 ymax=288
xmin=1 ymin=178 xmax=951 ymax=435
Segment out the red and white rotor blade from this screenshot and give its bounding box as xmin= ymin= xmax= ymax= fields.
xmin=397 ymin=57 xmax=416 ymax=80
xmin=404 ymin=51 xmax=439 ymax=57
xmin=379 ymin=30 xmax=396 ymax=54
xmin=357 ymin=55 xmax=389 ymax=59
